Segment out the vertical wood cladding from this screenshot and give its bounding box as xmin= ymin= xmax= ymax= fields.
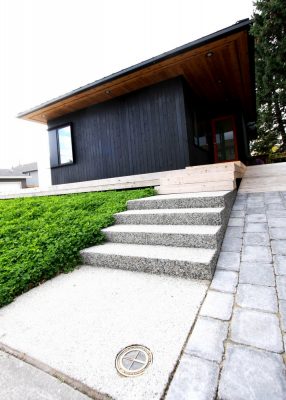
xmin=48 ymin=78 xmax=190 ymax=185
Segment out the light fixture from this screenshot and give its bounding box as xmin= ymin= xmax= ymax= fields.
xmin=206 ymin=51 xmax=214 ymax=57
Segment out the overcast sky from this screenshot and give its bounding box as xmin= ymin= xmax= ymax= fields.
xmin=0 ymin=0 xmax=254 ymax=169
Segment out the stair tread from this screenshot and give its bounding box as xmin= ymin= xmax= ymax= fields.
xmin=128 ymin=191 xmax=231 ymax=203
xmin=102 ymin=224 xmax=221 ymax=234
xmin=115 ymin=207 xmax=224 ymax=216
xmin=81 ymin=242 xmax=216 ymax=263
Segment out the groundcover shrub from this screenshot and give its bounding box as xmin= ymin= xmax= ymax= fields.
xmin=0 ymin=188 xmax=155 ymax=308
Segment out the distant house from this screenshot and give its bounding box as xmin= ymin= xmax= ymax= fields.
xmin=12 ymin=162 xmax=39 ymax=187
xmin=0 ymin=169 xmax=29 ymax=193
xmin=18 ymin=19 xmax=256 ymax=186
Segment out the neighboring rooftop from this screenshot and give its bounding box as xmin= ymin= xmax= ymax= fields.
xmin=12 ymin=162 xmax=38 ymax=174
xmin=17 ymin=19 xmax=255 ymax=124
xmin=0 ymin=169 xmax=28 ymax=179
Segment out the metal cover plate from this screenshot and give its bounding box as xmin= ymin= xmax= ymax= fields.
xmin=115 ymin=345 xmax=153 ymax=377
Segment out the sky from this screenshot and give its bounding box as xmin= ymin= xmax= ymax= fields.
xmin=0 ymin=0 xmax=255 ymax=173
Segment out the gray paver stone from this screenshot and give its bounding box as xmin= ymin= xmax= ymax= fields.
xmin=185 ymin=317 xmax=228 ymax=362
xmin=267 ymin=210 xmax=286 ymax=218
xmin=246 ymin=207 xmax=266 ymax=214
xmin=221 ymin=237 xmax=242 ymax=252
xmin=239 ymin=262 xmax=275 ymax=286
xmin=230 ymin=211 xmax=245 ymax=218
xmin=0 ymin=351 xmax=90 ymax=400
xmin=241 ymin=246 xmax=272 ymax=263
xmin=216 ymin=252 xmax=240 ymax=272
xmin=224 ymin=226 xmax=243 ymax=239
xmin=232 ymin=203 xmax=245 ymax=211
xmin=279 ymin=300 xmax=286 ymax=332
xmin=236 ymin=284 xmax=278 ymax=313
xmin=243 ymin=232 xmax=270 ymax=246
xmin=277 ymin=275 xmax=286 ymax=300
xmin=246 ymin=214 xmax=267 ymax=223
xmin=264 ymin=196 xmax=283 ymax=204
xmin=210 ymin=270 xmax=238 ymax=293
xmin=268 ymin=218 xmax=286 ymax=227
xmin=166 ymin=354 xmax=219 ymax=400
xmin=218 ymin=344 xmax=286 ymax=400
xmin=231 ymin=308 xmax=283 ymax=353
xmin=270 ymin=228 xmax=286 ymax=240
xmin=244 ymin=223 xmax=268 ymax=233
xmin=271 ymin=240 xmax=286 ymax=255
xmin=228 ymin=218 xmax=244 ymax=227
xmin=200 ymin=290 xmax=234 ymax=321
xmin=274 ymin=256 xmax=286 ymax=275
xmin=267 ymin=203 xmax=286 ymax=210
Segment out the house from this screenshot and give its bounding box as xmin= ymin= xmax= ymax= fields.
xmin=0 ymin=169 xmax=29 ymax=192
xmin=12 ymin=162 xmax=39 ymax=187
xmin=18 ymin=19 xmax=256 ymax=187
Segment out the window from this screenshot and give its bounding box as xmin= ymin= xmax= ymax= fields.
xmin=193 ymin=112 xmax=210 ymax=152
xmin=49 ymin=124 xmax=74 ymax=167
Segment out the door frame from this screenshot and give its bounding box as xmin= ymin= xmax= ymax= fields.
xmin=211 ymin=115 xmax=238 ymax=163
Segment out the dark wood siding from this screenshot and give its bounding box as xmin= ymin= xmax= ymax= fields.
xmin=48 ymin=78 xmax=190 ymax=185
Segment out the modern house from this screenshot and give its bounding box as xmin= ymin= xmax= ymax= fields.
xmin=18 ymin=19 xmax=256 ymax=188
xmin=0 ymin=169 xmax=29 ymax=192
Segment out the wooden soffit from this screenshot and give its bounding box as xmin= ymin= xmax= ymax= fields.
xmin=18 ymin=21 xmax=255 ymax=124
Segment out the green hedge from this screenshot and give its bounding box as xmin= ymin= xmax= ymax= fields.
xmin=0 ymin=188 xmax=155 ymax=308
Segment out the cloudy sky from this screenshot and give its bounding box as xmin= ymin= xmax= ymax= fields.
xmin=0 ymin=0 xmax=254 ymax=169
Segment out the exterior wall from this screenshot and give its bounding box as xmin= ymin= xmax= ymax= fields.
xmin=24 ymin=170 xmax=39 ymax=187
xmin=48 ymin=78 xmax=191 ymax=185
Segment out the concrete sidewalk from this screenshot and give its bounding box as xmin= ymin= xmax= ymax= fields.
xmin=0 ymin=350 xmax=90 ymax=400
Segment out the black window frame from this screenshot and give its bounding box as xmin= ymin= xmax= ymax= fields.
xmin=48 ymin=123 xmax=74 ymax=168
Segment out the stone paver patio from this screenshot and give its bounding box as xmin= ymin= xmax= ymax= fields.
xmin=166 ymin=190 xmax=286 ymax=400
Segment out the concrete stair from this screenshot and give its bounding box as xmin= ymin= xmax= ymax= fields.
xmin=81 ymin=190 xmax=236 ymax=280
xmin=102 ymin=224 xmax=222 ymax=248
xmin=157 ymin=161 xmax=246 ymax=194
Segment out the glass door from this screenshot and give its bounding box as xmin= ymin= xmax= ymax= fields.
xmin=212 ymin=116 xmax=238 ymax=163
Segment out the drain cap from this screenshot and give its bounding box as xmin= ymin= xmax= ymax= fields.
xmin=115 ymin=345 xmax=152 ymax=377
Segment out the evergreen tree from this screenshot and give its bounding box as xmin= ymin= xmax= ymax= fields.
xmin=251 ymin=0 xmax=286 ymax=155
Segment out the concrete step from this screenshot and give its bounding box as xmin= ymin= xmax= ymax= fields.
xmin=80 ymin=242 xmax=218 ymax=280
xmin=157 ymin=180 xmax=236 ymax=194
xmin=114 ymin=207 xmax=226 ymax=226
xmin=102 ymin=224 xmax=223 ymax=248
xmin=127 ymin=191 xmax=233 ymax=210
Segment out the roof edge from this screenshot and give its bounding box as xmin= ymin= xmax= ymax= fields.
xmin=17 ymin=18 xmax=251 ymax=119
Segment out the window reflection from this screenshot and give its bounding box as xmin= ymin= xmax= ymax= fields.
xmin=58 ymin=126 xmax=73 ymax=164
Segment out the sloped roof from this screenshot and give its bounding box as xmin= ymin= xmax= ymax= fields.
xmin=0 ymin=169 xmax=28 ymax=180
xmin=17 ymin=19 xmax=255 ymax=124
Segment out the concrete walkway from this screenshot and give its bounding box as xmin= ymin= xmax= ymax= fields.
xmin=0 ymin=267 xmax=207 ymax=400
xmin=0 ymin=351 xmax=90 ymax=400
xmin=166 ymin=189 xmax=286 ymax=399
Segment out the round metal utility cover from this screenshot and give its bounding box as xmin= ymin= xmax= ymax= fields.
xmin=115 ymin=345 xmax=153 ymax=377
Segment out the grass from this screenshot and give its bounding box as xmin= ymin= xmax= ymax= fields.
xmin=0 ymin=188 xmax=155 ymax=308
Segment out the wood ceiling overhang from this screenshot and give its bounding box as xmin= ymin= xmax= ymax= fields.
xmin=18 ymin=20 xmax=255 ymax=124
